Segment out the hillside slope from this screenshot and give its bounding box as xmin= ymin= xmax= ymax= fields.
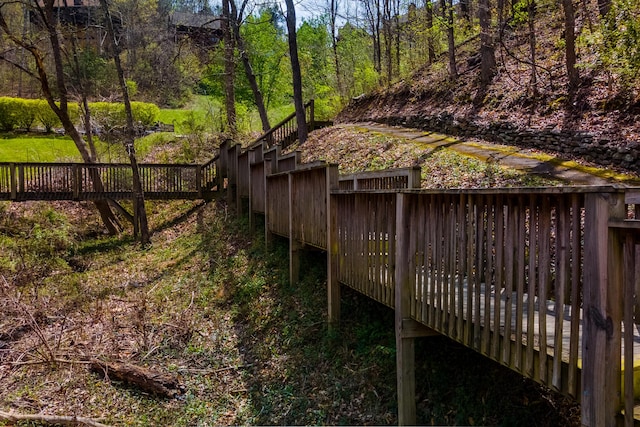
xmin=336 ymin=10 xmax=640 ymax=176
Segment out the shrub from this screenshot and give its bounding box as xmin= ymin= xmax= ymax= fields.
xmin=35 ymin=100 xmax=62 ymax=133
xmin=15 ymin=99 xmax=38 ymax=131
xmin=131 ymin=101 xmax=160 ymax=127
xmin=90 ymin=102 xmax=125 ymax=132
xmin=90 ymin=101 xmax=160 ymax=131
xmin=0 ymin=97 xmax=20 ymax=131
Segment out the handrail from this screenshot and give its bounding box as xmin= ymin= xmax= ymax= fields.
xmin=249 ymin=100 xmax=314 ymax=150
xmin=0 ymin=160 xmax=219 ymax=201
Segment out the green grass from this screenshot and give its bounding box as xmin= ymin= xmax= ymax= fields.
xmin=0 ymin=134 xmax=83 ymax=162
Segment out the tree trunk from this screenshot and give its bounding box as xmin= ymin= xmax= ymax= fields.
xmin=561 ymin=0 xmax=579 ymax=94
xmin=329 ymin=0 xmax=344 ymax=97
xmin=222 ymin=0 xmax=237 ymax=136
xmin=383 ymin=0 xmax=392 ymax=85
xmin=99 ymin=0 xmax=150 ymax=245
xmin=284 ymin=0 xmax=308 ymax=144
xmin=479 ymin=0 xmax=496 ymax=86
xmin=425 ymin=0 xmax=436 ymax=64
xmin=528 ymin=0 xmax=538 ymax=95
xmin=230 ymin=0 xmax=270 ymax=132
xmin=442 ymin=0 xmax=458 ymax=79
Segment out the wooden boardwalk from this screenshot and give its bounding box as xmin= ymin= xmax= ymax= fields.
xmin=215 ymin=136 xmax=640 ymax=427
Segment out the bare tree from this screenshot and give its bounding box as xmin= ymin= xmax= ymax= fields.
xmin=425 ymin=0 xmax=436 ymax=64
xmin=478 ymin=0 xmax=496 ymax=86
xmin=441 ymin=0 xmax=457 ymax=79
xmin=284 ymin=0 xmax=308 ymax=144
xmin=222 ymin=0 xmax=237 ymax=136
xmin=527 ymin=0 xmax=538 ymax=95
xmin=99 ymin=0 xmax=150 ymax=245
xmin=328 ymin=0 xmax=344 ymax=97
xmin=0 ymin=0 xmax=121 ymax=234
xmin=362 ymin=0 xmax=382 ymax=75
xmin=561 ymin=0 xmax=579 ymax=94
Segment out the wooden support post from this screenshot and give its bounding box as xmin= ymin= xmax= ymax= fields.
xmin=582 ymin=191 xmax=625 ymax=427
xmin=327 ymin=165 xmax=340 ymax=326
xmin=395 ymin=192 xmax=417 ymax=426
xmin=264 ymin=157 xmax=274 ymax=250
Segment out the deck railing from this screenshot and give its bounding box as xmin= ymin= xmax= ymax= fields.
xmin=0 ymin=161 xmax=218 ymax=201
xmin=249 ymin=100 xmax=315 ymax=150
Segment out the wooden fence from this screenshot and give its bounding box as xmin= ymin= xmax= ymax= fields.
xmin=215 ymin=135 xmax=640 ymax=427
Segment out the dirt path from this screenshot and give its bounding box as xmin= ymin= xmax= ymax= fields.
xmin=345 ymin=122 xmax=640 ymax=186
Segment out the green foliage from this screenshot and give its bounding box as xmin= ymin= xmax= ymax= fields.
xmin=35 ymin=100 xmax=62 ymax=133
xmin=0 ymin=97 xmax=20 ymax=131
xmin=336 ymin=24 xmax=379 ymax=98
xmin=14 ymin=99 xmax=38 ymax=131
xmin=601 ymin=0 xmax=640 ymax=86
xmin=89 ymin=101 xmax=160 ymax=131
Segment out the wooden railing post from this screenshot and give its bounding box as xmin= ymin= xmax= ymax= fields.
xmin=17 ymin=165 xmax=24 ymax=196
xmin=408 ymin=166 xmax=421 ymax=189
xmin=395 ymin=192 xmax=439 ymax=426
xmin=582 ymin=191 xmax=625 ymax=427
xmin=196 ymin=165 xmax=202 ymax=199
xmin=72 ymin=164 xmax=80 ymax=200
xmin=327 ymin=164 xmax=340 ymax=326
xmin=264 ymin=156 xmax=275 ymax=250
xmin=9 ymin=163 xmax=16 ymax=200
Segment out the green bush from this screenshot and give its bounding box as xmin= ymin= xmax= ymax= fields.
xmin=35 ymin=100 xmax=62 ymax=132
xmin=131 ymin=101 xmax=160 ymax=127
xmin=15 ymin=99 xmax=38 ymax=131
xmin=90 ymin=102 xmax=126 ymax=132
xmin=0 ymin=97 xmax=20 ymax=131
xmin=90 ymin=101 xmax=159 ymax=131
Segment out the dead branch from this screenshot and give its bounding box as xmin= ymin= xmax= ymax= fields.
xmin=0 ymin=410 xmax=111 ymax=427
xmin=90 ymin=359 xmax=184 ymax=398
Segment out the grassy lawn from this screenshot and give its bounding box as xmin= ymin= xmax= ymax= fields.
xmin=0 ymin=134 xmax=83 ymax=162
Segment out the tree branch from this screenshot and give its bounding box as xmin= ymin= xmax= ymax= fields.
xmin=0 ymin=410 xmax=111 ymax=427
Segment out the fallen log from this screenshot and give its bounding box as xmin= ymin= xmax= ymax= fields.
xmin=0 ymin=410 xmax=110 ymax=427
xmin=90 ymin=359 xmax=184 ymax=398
